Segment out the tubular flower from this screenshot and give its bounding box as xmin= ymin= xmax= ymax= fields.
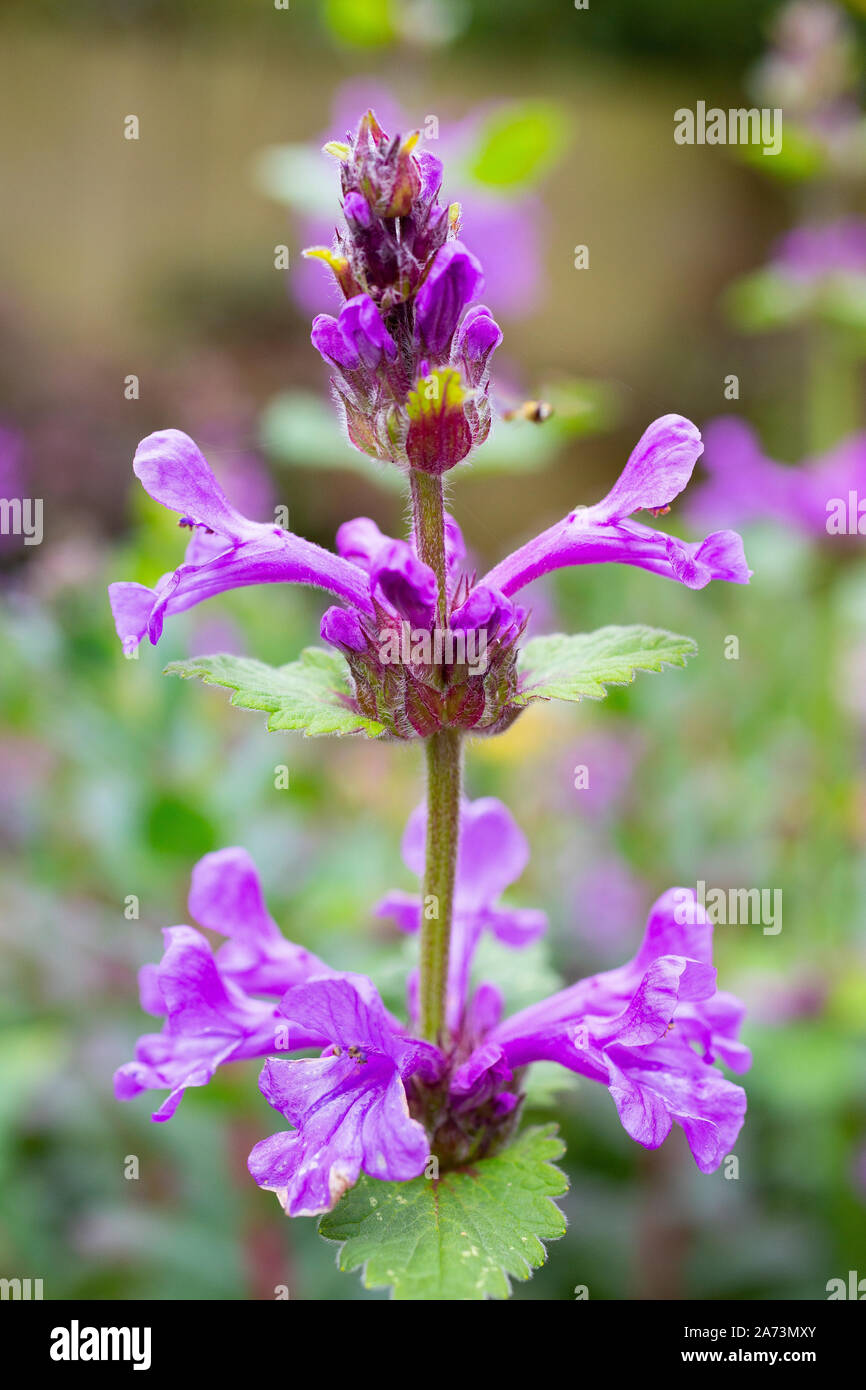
xmin=108 ymin=429 xmax=374 ymax=655
xmin=114 ymin=848 xmax=333 ymax=1120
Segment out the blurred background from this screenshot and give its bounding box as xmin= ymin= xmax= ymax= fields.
xmin=1 ymin=0 xmax=865 ymax=1300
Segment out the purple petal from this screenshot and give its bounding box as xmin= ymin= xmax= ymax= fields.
xmin=320 ymin=605 xmax=368 ymax=653
xmin=276 ymin=974 xmax=404 ymax=1064
xmin=452 ymin=303 xmax=502 ymax=386
xmin=370 ymin=539 xmax=438 ymax=627
xmin=189 ymin=847 xmax=330 ymax=996
xmin=113 ymin=926 xmax=294 ymax=1122
xmin=480 ymin=513 xmax=751 ymax=599
xmin=595 ymin=415 xmax=703 ymax=521
xmin=608 ymin=1045 xmax=747 ymax=1174
xmin=335 ymin=515 xmax=390 ymax=570
xmin=415 ymin=241 xmax=484 ymax=357
xmin=311 ymin=314 xmax=360 ymax=372
xmin=133 ymin=431 xmax=264 ymax=543
xmin=339 ymin=294 xmax=398 ymax=366
xmin=110 ymin=533 xmax=374 ymax=652
xmin=249 ymin=1053 xmax=428 ymax=1215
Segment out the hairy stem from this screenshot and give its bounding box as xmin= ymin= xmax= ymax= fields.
xmin=409 ymin=467 xmax=462 ymax=1044
xmin=409 ymin=468 xmax=448 ymax=628
xmin=419 ymin=727 xmax=463 ymax=1043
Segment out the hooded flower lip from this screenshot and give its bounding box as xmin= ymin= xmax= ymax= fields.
xmin=115 ymin=849 xmax=334 ymax=1121
xmin=376 ymin=797 xmax=547 ymax=1030
xmin=248 ymin=974 xmax=442 ymax=1217
xmin=108 ymin=430 xmax=374 ymax=654
xmin=188 ymin=847 xmax=330 ymax=997
xmin=459 ymin=886 xmax=750 ymax=1175
xmin=369 ymin=539 xmax=438 ymax=627
xmin=478 ymin=414 xmax=752 ymax=598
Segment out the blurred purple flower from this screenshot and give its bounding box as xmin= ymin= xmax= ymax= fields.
xmin=687 ymin=416 xmax=866 ymax=537
xmin=773 ymin=218 xmax=866 ymax=283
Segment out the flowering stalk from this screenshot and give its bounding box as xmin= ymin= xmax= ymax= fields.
xmin=409 ymin=469 xmax=448 ymax=629
xmin=410 ymin=466 xmax=462 ymax=1043
xmin=108 ymin=109 xmax=755 ymax=1296
xmin=419 ymin=726 xmax=462 ymax=1044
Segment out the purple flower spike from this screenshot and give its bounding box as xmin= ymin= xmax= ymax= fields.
xmin=108 ymin=430 xmax=374 ymax=653
xmin=248 ymin=975 xmax=442 ymax=1216
xmin=415 ymin=241 xmax=485 ymax=357
xmin=370 ymin=539 xmax=438 ymax=627
xmin=479 ymin=414 xmax=752 ymax=598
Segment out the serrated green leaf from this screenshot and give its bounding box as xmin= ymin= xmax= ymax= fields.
xmin=318 ymin=1124 xmax=568 ymax=1301
xmin=516 ymin=625 xmax=697 ymax=705
xmin=165 ymin=647 xmax=387 ymax=738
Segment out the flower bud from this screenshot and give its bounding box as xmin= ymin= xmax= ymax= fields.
xmin=320 ymin=605 xmax=368 ymax=654
xmin=452 ymin=304 xmax=502 ymax=387
xmin=405 ymin=368 xmax=473 ymax=475
xmin=415 ymin=242 xmax=484 ymax=357
xmin=370 ymin=539 xmax=437 ymax=627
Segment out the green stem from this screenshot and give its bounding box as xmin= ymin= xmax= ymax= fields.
xmin=408 ymin=466 xmax=462 ymax=1044
xmin=419 ymin=727 xmax=463 ymax=1044
xmin=409 ymin=468 xmax=448 ymax=628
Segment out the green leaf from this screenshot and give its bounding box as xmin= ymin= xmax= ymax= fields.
xmin=319 ymin=1125 xmax=568 ymax=1300
xmin=516 ymin=625 xmax=697 ymax=705
xmin=466 ymin=101 xmax=570 ymax=190
xmin=165 ymin=647 xmax=388 ymax=738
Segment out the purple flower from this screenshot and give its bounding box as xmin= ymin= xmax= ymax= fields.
xmin=311 ymin=294 xmax=398 ymax=378
xmin=452 ymin=887 xmax=750 ymax=1174
xmin=284 ymin=84 xmax=547 ymax=320
xmin=453 ymin=304 xmax=503 ymax=388
xmin=114 ymin=848 xmax=332 ymax=1120
xmin=687 ymin=416 xmax=866 ymax=537
xmin=248 ymin=975 xmax=442 ymax=1216
xmin=108 ymin=430 xmax=374 ymax=654
xmin=369 ymin=539 xmax=438 ymax=627
xmin=772 ymin=219 xmax=866 ymax=285
xmin=415 ymin=242 xmax=485 ymax=357
xmin=376 ymin=797 xmax=547 ymax=1030
xmin=479 ymin=414 xmax=752 ymax=596
xmin=117 ymin=846 xmax=749 ymax=1195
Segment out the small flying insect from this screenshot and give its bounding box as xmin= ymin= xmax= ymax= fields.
xmin=502 ymin=398 xmax=554 ymax=424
